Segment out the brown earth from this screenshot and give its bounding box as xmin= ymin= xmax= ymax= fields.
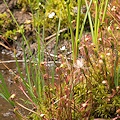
xmin=0 ymin=0 xmax=72 ymax=60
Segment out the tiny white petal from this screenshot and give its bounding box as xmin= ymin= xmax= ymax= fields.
xmin=82 ymin=103 xmax=87 ymax=107
xmin=102 ymin=80 xmax=107 ymax=84
xmin=39 ymin=2 xmax=41 ymax=6
xmin=60 ymin=46 xmax=66 ymax=51
xmin=40 ymin=114 xmax=45 ymax=117
xmin=111 ymin=6 xmax=116 ymax=11
xmin=76 ymin=59 xmax=83 ymax=68
xmin=74 ymin=58 xmax=84 ymax=68
xmin=48 ymin=12 xmax=55 ymax=18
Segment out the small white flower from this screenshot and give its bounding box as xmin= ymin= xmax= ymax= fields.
xmin=60 ymin=46 xmax=66 ymax=51
xmin=102 ymin=80 xmax=107 ymax=84
xmin=106 ymin=53 xmax=111 ymax=56
xmin=48 ymin=12 xmax=55 ymax=18
xmin=40 ymin=114 xmax=45 ymax=117
xmin=74 ymin=58 xmax=84 ymax=68
xmin=82 ymin=103 xmax=87 ymax=108
xmin=111 ymin=6 xmax=116 ymax=12
xmin=39 ymin=2 xmax=41 ymax=6
xmin=99 ymin=59 xmax=103 ymax=64
xmin=73 ymin=6 xmax=78 ymax=14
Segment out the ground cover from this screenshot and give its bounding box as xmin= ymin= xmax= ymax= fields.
xmin=0 ymin=0 xmax=120 ymax=120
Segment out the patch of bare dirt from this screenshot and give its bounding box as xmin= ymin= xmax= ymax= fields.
xmin=0 ymin=0 xmax=72 ymax=60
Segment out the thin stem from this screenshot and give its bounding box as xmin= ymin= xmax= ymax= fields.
xmin=66 ymin=1 xmax=75 ymax=63
xmin=75 ymin=0 xmax=82 ymax=62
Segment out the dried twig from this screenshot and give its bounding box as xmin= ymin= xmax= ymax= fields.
xmin=0 ymin=41 xmax=11 ymax=50
xmin=45 ymin=28 xmax=68 ymax=41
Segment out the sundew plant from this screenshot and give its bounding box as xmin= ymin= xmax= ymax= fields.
xmin=0 ymin=0 xmax=120 ymax=119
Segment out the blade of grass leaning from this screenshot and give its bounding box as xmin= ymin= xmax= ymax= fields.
xmin=93 ymin=0 xmax=99 ymax=49
xmin=102 ymin=0 xmax=109 ymax=23
xmin=94 ymin=0 xmax=104 ymax=49
xmin=114 ymin=50 xmax=119 ymax=87
xmin=75 ymin=0 xmax=82 ymax=61
xmin=48 ymin=14 xmax=61 ymax=86
xmin=66 ymin=0 xmax=75 ymax=63
xmin=84 ymin=0 xmax=94 ymax=40
xmin=19 ymin=45 xmax=37 ymax=103
xmin=35 ymin=0 xmax=46 ymax=100
xmin=92 ymin=0 xmax=108 ymax=50
xmin=116 ymin=65 xmax=120 ymax=87
xmin=0 ymin=73 xmax=15 ymax=106
xmin=14 ymin=53 xmax=37 ymax=103
xmin=79 ymin=0 xmax=93 ymax=40
xmin=35 ymin=2 xmax=43 ymax=100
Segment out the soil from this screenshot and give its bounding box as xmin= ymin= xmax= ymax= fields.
xmin=0 ymin=0 xmax=73 ymax=61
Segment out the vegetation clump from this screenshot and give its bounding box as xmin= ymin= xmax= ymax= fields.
xmin=0 ymin=0 xmax=120 ymax=120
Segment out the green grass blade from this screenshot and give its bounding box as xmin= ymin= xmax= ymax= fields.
xmin=102 ymin=0 xmax=109 ymax=23
xmin=0 ymin=73 xmax=15 ymax=106
xmin=75 ymin=0 xmax=82 ymax=60
xmin=79 ymin=0 xmax=93 ymax=40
